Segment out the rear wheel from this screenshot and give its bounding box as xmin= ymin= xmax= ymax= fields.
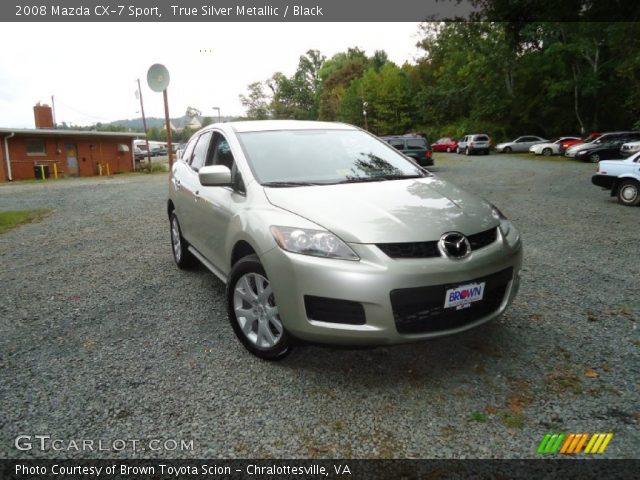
xmin=617 ymin=180 xmax=640 ymax=206
xmin=226 ymin=254 xmax=291 ymax=360
xmin=446 ymin=147 xmax=452 ymax=153
xmin=542 ymin=148 xmax=552 ymax=156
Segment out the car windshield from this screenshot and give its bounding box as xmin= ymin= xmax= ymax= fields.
xmin=238 ymin=129 xmax=425 ymax=185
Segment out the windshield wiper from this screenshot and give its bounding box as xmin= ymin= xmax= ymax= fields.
xmin=335 ymin=174 xmax=424 ymax=184
xmin=262 ymin=181 xmax=326 ymax=187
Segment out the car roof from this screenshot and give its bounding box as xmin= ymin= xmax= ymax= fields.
xmin=228 ymin=120 xmax=356 ymax=133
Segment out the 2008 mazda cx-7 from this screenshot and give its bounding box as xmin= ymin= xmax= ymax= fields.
xmin=168 ymin=120 xmax=523 ymax=359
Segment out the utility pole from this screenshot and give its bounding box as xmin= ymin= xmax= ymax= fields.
xmin=136 ymin=79 xmax=152 ymax=169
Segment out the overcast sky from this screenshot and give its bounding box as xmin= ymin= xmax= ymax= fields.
xmin=0 ymin=22 xmax=423 ymax=128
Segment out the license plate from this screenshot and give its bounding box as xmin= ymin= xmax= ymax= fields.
xmin=444 ymin=282 xmax=485 ymax=309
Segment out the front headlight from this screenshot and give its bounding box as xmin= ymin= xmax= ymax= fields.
xmin=490 ymin=205 xmax=512 ymax=237
xmin=270 ymin=226 xmax=359 ymax=261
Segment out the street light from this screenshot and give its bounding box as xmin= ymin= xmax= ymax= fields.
xmin=212 ymin=106 xmax=221 ymax=123
xmin=362 ymin=101 xmax=369 ymax=131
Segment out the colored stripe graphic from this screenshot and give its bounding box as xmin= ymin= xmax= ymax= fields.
xmin=585 ymin=433 xmax=614 ymax=454
xmin=537 ymin=433 xmax=565 ymax=454
xmin=538 ymin=433 xmax=613 ymax=455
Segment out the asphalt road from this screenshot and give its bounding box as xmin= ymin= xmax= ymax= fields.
xmin=0 ymin=153 xmax=638 ymax=459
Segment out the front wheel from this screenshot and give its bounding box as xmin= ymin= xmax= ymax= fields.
xmin=542 ymin=148 xmax=552 ymax=156
xmin=465 ymin=147 xmax=470 ymax=156
xmin=588 ymin=153 xmax=600 ymax=163
xmin=226 ymin=254 xmax=291 ymax=360
xmin=503 ymin=147 xmax=512 ymax=153
xmin=170 ymin=212 xmax=196 ymax=269
xmin=617 ymin=180 xmax=640 ymax=206
xmin=446 ymin=147 xmax=452 ymax=153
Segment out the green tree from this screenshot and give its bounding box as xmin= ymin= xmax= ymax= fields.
xmin=239 ymin=82 xmax=270 ymax=119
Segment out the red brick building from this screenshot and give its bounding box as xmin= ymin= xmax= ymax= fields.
xmin=0 ymin=105 xmax=145 ymax=182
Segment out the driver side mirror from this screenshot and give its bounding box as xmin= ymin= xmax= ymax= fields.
xmin=199 ymin=165 xmax=231 ymax=186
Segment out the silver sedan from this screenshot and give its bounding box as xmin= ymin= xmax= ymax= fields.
xmin=496 ymin=136 xmax=548 ymax=153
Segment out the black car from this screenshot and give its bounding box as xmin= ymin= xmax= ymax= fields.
xmin=380 ymin=134 xmax=433 ymax=167
xmin=575 ymin=133 xmax=640 ymax=163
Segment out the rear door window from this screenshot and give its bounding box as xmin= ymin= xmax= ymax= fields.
xmin=406 ymin=138 xmax=426 ymax=150
xmin=388 ymin=140 xmax=405 ymax=150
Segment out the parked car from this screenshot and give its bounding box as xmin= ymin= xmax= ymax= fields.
xmin=620 ymin=140 xmax=640 ymax=158
xmin=574 ymin=138 xmax=635 ymax=163
xmin=558 ymin=132 xmax=600 ymax=155
xmin=380 ymin=134 xmax=433 ymax=166
xmin=168 ymin=120 xmax=522 ymax=359
xmin=431 ymin=137 xmax=458 ymax=153
xmin=591 ymin=151 xmax=640 ymax=205
xmin=456 ymin=134 xmax=491 ymax=155
xmin=133 ymin=146 xmax=147 ymax=161
xmin=529 ymin=137 xmax=581 ymax=156
xmin=151 ymin=146 xmax=168 ymax=157
xmin=565 ymin=132 xmax=640 ymax=158
xmin=495 ymin=136 xmax=547 ymax=153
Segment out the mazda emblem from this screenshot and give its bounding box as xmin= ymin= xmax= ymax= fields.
xmin=438 ymin=232 xmax=471 ymax=259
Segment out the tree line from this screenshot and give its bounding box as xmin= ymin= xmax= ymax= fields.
xmin=239 ymin=22 xmax=640 ymax=142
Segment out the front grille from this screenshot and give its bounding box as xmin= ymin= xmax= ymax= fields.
xmin=390 ymin=267 xmax=513 ymax=334
xmin=304 ymin=295 xmax=366 ymax=325
xmin=377 ymin=241 xmax=440 ymax=259
xmin=468 ymin=227 xmax=498 ymax=250
xmin=377 ymin=227 xmax=498 ymax=259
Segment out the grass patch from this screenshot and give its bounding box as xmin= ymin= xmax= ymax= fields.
xmin=467 ymin=411 xmax=488 ymax=423
xmin=150 ymin=163 xmax=168 ymax=173
xmin=499 ymin=410 xmax=525 ymax=429
xmin=0 ymin=209 xmax=51 ymax=234
xmin=546 ymin=369 xmax=583 ymax=395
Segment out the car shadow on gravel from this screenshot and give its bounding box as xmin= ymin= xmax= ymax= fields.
xmin=276 ymin=319 xmax=522 ymax=387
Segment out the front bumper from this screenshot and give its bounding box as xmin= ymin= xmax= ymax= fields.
xmin=261 ymin=229 xmax=523 ymax=346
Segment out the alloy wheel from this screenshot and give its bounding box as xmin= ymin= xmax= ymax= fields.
xmin=233 ymin=273 xmax=283 ymax=349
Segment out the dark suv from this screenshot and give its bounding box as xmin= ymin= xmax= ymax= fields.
xmin=381 ymin=134 xmax=433 ymax=167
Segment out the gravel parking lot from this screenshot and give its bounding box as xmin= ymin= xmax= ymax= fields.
xmin=0 ymin=154 xmax=638 ymax=459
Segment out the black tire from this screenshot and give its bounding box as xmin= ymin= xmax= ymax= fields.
xmin=542 ymin=148 xmax=552 ymax=156
xmin=170 ymin=212 xmax=197 ymax=269
xmin=588 ymin=153 xmax=600 ymax=163
xmin=503 ymin=147 xmax=512 ymax=153
xmin=465 ymin=147 xmax=471 ymax=156
xmin=616 ymin=180 xmax=640 ymax=206
xmin=446 ymin=147 xmax=452 ymax=153
xmin=226 ymin=254 xmax=291 ymax=360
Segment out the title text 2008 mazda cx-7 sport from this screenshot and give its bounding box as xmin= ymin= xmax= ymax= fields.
xmin=168 ymin=121 xmax=523 ymax=359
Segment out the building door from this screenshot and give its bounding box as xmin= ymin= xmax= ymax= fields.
xmin=66 ymin=144 xmax=79 ymax=176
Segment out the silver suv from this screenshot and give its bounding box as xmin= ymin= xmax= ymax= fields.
xmin=168 ymin=121 xmax=522 ymax=359
xmin=457 ymin=134 xmax=491 ymax=155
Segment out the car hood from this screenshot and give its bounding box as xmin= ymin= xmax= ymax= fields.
xmin=567 ymin=142 xmax=595 ymax=154
xmin=263 ymin=177 xmax=499 ymax=243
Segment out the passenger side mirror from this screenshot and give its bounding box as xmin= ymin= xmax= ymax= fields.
xmin=199 ymin=165 xmax=231 ymax=186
